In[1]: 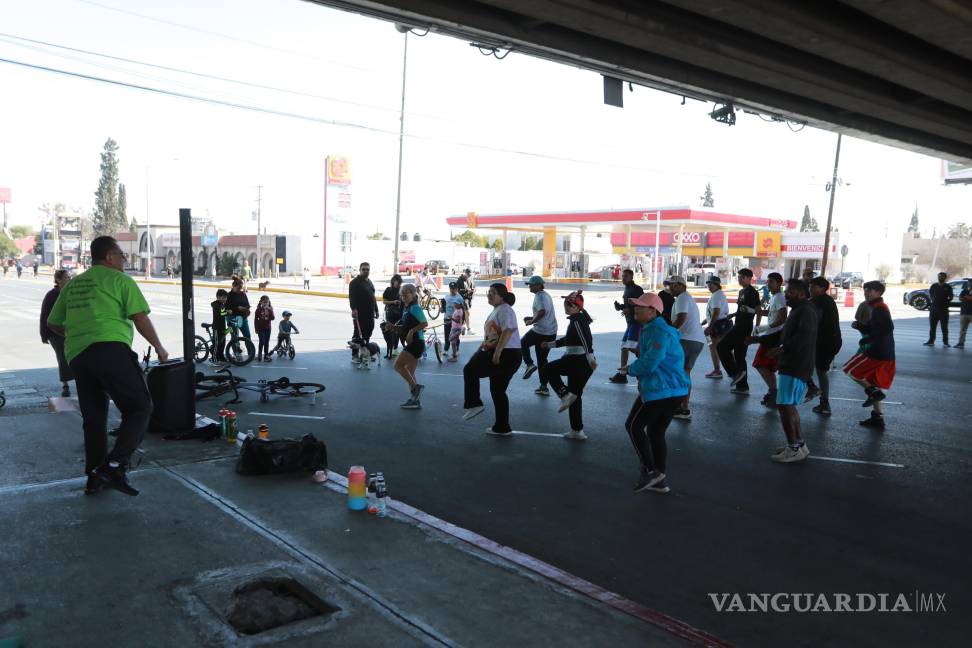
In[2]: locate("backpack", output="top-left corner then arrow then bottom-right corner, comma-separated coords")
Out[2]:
236,434 -> 327,476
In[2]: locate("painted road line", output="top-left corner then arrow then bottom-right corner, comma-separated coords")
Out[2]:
247,412 -> 326,420
831,397 -> 902,405
238,366 -> 309,371
510,430 -> 566,438
809,456 -> 905,468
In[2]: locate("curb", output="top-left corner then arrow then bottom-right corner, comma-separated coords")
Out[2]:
135,278 -> 348,299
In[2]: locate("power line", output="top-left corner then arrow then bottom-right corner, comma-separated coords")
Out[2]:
0,55 -> 828,187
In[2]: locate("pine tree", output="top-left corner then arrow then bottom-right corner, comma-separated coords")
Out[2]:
700,182 -> 715,208
118,183 -> 128,234
907,205 -> 920,237
800,205 -> 819,232
93,138 -> 121,235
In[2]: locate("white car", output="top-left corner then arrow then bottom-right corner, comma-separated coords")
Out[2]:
686,263 -> 716,278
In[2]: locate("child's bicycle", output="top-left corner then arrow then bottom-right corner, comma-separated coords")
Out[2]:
274,333 -> 298,360
423,324 -> 444,364
419,288 -> 441,320
194,322 -> 255,366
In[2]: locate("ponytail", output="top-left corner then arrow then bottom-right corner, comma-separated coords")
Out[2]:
490,282 -> 516,306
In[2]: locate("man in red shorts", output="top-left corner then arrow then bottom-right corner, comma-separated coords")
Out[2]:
843,281 -> 896,430
747,272 -> 787,407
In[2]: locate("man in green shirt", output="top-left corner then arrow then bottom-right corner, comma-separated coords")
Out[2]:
47,236 -> 169,496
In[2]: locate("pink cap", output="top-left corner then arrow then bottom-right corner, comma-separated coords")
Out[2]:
629,292 -> 664,312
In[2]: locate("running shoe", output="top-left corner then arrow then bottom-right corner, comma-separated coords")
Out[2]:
411,383 -> 426,400
644,480 -> 670,494
634,470 -> 667,493
760,392 -> 777,407
730,370 -> 747,386
535,386 -> 550,396
609,372 -> 628,384
771,446 -> 808,463
704,371 -> 724,379
485,427 -> 512,437
93,464 -> 139,496
954,344 -> 965,349
84,474 -> 103,495
563,429 -> 588,441
803,384 -> 820,403
462,405 -> 485,420
730,385 -> 749,394
447,356 -> 458,362
923,340 -> 934,346
558,392 -> 578,413
522,364 -> 538,380
812,402 -> 832,416
943,342 -> 951,348
672,409 -> 692,420
862,388 -> 886,407
400,398 -> 421,409
859,413 -> 886,429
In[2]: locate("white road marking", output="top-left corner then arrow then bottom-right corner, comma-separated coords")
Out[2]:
247,412 -> 326,420
830,397 -> 902,405
510,430 -> 565,438
237,365 -> 309,371
809,456 -> 904,468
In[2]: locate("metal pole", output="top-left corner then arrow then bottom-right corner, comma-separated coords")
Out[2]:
821,132 -> 842,276
144,165 -> 151,278
653,211 -> 661,289
255,185 -> 263,278
392,31 -> 409,274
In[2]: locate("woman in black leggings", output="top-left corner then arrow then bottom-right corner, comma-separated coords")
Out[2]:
541,291 -> 596,441
381,274 -> 404,358
624,292 -> 690,495
462,283 -> 522,436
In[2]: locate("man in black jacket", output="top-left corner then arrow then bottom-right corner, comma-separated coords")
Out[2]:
924,272 -> 954,347
769,279 -> 818,463
348,262 -> 379,362
807,277 -> 842,414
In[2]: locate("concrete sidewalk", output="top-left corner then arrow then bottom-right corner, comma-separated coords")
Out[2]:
0,411 -> 719,647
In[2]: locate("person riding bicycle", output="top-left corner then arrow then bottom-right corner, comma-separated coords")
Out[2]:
210,289 -> 229,362
271,311 -> 300,356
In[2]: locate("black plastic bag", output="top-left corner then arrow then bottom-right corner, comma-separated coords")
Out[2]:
236,433 -> 327,476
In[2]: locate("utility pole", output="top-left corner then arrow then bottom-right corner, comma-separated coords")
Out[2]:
144,164 -> 152,278
820,132 -> 842,276
255,185 -> 263,278
392,31 -> 408,273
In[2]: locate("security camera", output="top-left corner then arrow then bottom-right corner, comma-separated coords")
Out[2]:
394,23 -> 410,33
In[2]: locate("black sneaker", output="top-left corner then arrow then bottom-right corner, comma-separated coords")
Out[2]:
859,414 -> 886,430
803,384 -> 820,403
923,340 -> 934,346
760,392 -> 777,407
84,474 -> 103,495
812,401 -> 832,416
672,409 -> 691,420
862,388 -> 886,408
943,342 -> 951,348
633,470 -> 666,493
730,385 -> 749,395
730,370 -> 747,386
522,364 -> 538,380
609,372 -> 628,384
485,427 -> 512,437
94,464 -> 139,496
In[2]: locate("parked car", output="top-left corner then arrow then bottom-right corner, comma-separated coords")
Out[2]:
588,264 -> 619,280
831,271 -> 864,289
904,278 -> 970,311
686,262 -> 717,278
397,262 -> 425,274
426,259 -> 450,274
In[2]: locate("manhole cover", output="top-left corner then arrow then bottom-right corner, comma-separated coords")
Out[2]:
225,577 -> 340,636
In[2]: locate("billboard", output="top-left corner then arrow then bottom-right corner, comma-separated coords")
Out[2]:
327,156 -> 351,187
755,232 -> 781,258
0,188 -> 10,203
942,160 -> 972,185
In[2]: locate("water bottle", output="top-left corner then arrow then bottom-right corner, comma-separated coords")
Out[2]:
347,466 -> 367,511
376,478 -> 388,518
366,474 -> 378,515
219,409 -> 228,439
226,411 -> 237,443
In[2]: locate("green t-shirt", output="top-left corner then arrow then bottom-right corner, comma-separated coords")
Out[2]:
47,265 -> 151,362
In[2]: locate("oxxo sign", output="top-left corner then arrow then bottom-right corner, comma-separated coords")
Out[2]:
672,231 -> 703,246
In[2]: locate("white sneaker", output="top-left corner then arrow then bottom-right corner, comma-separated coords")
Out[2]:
563,429 -> 587,441
462,405 -> 485,421
557,392 -> 578,413
771,445 -> 808,463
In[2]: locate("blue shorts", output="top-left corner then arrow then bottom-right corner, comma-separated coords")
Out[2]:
776,374 -> 807,406
622,322 -> 642,349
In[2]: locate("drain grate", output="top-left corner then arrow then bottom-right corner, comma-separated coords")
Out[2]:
225,577 -> 340,636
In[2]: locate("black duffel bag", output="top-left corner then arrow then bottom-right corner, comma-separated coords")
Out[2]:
236,433 -> 327,476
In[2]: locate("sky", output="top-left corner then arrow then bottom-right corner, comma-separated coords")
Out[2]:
1,0 -> 970,250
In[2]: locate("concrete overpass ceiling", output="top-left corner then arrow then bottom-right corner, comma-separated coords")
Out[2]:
304,0 -> 972,163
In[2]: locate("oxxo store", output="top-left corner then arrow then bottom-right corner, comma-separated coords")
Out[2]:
447,207 -> 797,287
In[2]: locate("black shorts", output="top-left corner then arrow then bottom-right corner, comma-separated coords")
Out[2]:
404,339 -> 426,358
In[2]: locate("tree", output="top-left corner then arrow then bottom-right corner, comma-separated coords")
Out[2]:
519,235 -> 538,251
453,229 -> 488,247
874,263 -> 892,281
700,182 -> 715,208
799,205 -> 819,232
937,245 -> 971,277
8,225 -> 33,239
907,206 -> 920,237
118,183 -> 128,234
492,239 -> 504,250
366,231 -> 384,240
217,252 -> 237,277
92,138 -> 122,236
946,222 -> 971,239
0,232 -> 18,258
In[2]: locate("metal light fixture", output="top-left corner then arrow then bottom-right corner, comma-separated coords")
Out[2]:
709,103 -> 736,126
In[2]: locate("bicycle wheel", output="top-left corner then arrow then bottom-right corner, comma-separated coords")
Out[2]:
288,347 -> 295,359
275,382 -> 325,397
426,296 -> 440,320
193,335 -> 210,363
225,336 -> 256,366
433,339 -> 443,363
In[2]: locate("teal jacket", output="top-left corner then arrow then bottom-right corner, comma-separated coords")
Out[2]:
627,316 -> 690,402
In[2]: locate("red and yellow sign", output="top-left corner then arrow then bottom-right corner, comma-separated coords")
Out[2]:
466,211 -> 478,228
327,156 -> 351,186
756,232 -> 781,258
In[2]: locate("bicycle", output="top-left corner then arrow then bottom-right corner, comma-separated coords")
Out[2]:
423,324 -> 444,364
273,332 -> 297,360
195,368 -> 324,405
419,288 -> 441,320
194,322 -> 255,366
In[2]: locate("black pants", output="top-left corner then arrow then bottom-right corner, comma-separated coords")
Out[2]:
625,396 -> 681,473
544,355 -> 594,431
463,348 -> 522,433
213,328 -> 226,361
69,342 -> 153,474
717,324 -> 751,389
521,330 -> 557,385
303,280 -> 310,289
444,320 -> 453,351
928,309 -> 949,343
352,316 -> 375,357
257,329 -> 271,357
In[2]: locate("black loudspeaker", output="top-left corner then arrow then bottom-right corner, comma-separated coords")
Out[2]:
146,358 -> 195,434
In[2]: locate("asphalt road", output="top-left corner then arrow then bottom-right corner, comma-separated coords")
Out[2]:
3,273 -> 969,646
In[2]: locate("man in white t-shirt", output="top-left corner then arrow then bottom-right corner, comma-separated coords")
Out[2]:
702,276 -> 730,378
520,276 -> 558,395
746,272 -> 787,407
668,276 -> 705,420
